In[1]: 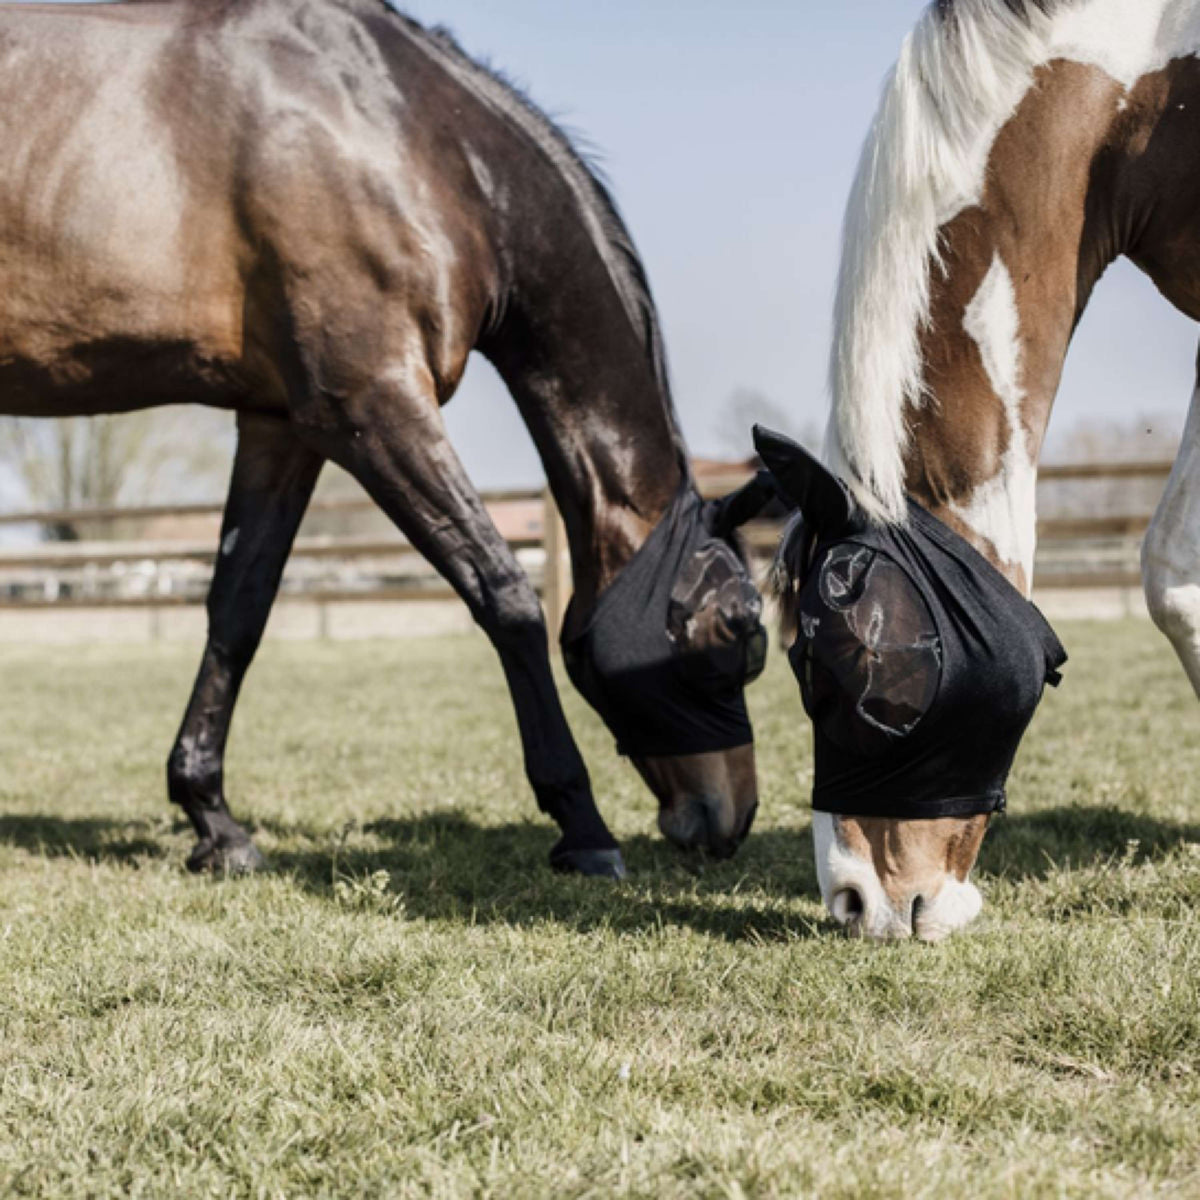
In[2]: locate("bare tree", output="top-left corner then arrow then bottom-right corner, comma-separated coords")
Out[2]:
1043,410 -> 1182,465
0,409 -> 234,539
1041,410 -> 1183,519
712,387 -> 823,460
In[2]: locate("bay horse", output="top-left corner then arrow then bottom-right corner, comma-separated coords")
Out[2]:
775,0 -> 1200,939
0,0 -> 768,878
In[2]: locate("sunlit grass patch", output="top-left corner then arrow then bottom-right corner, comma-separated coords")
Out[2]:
2,621 -> 1199,1196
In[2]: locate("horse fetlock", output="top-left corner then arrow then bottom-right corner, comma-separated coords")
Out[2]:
167,751 -> 224,813
537,783 -> 617,851
480,583 -> 547,651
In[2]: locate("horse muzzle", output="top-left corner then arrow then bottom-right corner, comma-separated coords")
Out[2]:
813,812 -> 986,941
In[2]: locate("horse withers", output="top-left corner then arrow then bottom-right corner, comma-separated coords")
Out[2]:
777,0 -> 1200,938
0,0 -> 767,876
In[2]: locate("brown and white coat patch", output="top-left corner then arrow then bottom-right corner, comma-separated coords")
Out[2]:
814,0 -> 1200,939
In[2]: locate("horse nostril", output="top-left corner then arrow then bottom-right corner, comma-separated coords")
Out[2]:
910,894 -> 926,930
831,887 -> 864,925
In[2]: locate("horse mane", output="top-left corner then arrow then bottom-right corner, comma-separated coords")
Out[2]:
936,0 -> 1061,17
827,0 -> 1062,524
372,4 -> 676,424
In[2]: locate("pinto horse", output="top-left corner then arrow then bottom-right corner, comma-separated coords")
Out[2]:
773,0 -> 1200,939
0,0 -> 768,877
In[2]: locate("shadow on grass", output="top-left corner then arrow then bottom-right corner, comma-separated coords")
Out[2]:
254,803 -> 1200,936
4,804 -> 1198,939
978,806 -> 1200,880
0,809 -> 822,942
267,814 -> 827,943
0,814 -> 169,863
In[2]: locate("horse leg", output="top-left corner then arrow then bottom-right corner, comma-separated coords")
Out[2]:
313,389 -> 624,879
1143,355 -> 1200,693
168,413 -> 324,873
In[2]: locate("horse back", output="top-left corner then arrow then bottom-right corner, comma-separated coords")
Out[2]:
0,0 -> 502,417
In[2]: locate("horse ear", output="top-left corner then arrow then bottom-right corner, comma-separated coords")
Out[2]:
752,425 -> 857,535
709,470 -> 777,539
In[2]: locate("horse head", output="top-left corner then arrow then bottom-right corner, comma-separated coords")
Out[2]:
563,476 -> 772,859
757,426 -> 1063,940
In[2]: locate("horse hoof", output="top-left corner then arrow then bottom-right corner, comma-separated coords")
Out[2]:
187,836 -> 266,876
550,845 -> 628,880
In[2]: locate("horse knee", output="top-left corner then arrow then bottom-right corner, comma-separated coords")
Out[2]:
1143,532 -> 1200,639
1143,542 -> 1200,693
206,602 -> 265,669
477,580 -> 548,652
1146,575 -> 1200,645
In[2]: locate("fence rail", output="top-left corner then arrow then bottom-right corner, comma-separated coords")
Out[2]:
1037,460 -> 1172,482
0,533 -> 547,571
0,461 -> 1171,637
0,488 -> 546,529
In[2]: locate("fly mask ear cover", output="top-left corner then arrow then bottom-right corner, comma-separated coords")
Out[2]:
561,480 -> 770,758
753,426 -> 1067,819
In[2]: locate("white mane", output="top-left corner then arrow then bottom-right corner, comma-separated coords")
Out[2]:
827,0 -> 1194,523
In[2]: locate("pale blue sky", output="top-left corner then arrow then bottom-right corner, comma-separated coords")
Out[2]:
397,0 -> 1197,483
19,1 -> 1200,487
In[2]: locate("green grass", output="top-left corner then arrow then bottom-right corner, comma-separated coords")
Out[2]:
2,620 -> 1200,1198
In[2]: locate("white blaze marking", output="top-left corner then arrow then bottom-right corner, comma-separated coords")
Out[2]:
954,253 -> 1038,588
222,528 -> 240,557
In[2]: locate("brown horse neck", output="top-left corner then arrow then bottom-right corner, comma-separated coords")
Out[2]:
902,51 -> 1200,589
1115,59 -> 1200,323
901,58 -> 1148,588
485,285 -> 686,621
466,143 -> 687,617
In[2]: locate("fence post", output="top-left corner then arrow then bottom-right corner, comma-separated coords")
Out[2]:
541,487 -> 571,647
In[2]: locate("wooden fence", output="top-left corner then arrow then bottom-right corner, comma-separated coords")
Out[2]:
0,460 -> 1174,638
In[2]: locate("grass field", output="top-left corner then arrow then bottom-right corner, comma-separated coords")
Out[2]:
3,620 -> 1200,1197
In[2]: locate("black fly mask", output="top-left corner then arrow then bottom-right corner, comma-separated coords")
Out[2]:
755,426 -> 1066,820
562,480 -> 770,758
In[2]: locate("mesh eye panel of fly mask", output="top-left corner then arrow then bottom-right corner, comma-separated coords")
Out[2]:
561,477 -> 772,759
754,426 -> 1067,820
